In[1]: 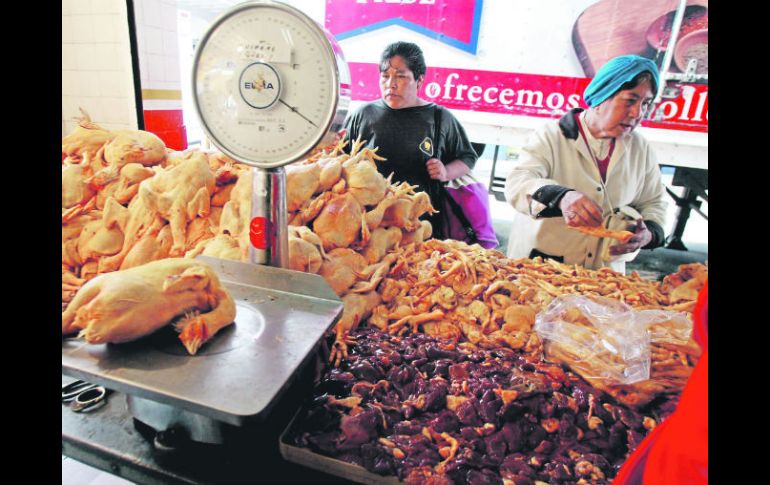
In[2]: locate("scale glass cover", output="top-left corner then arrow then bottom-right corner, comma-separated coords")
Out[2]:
192,0 -> 350,168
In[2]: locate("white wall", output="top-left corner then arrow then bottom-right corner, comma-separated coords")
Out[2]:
61,0 -> 138,136
133,0 -> 183,111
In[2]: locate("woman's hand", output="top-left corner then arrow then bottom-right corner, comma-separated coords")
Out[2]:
426,158 -> 448,181
559,191 -> 603,227
609,219 -> 652,255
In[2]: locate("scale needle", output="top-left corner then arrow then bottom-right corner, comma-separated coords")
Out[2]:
278,99 -> 317,127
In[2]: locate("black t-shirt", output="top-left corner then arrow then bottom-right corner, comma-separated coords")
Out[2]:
342,99 -> 477,195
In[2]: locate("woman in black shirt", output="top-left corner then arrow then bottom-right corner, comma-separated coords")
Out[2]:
343,41 -> 478,239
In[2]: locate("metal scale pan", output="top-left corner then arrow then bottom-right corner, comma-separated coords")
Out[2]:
61,256 -> 342,442
63,0 -> 351,448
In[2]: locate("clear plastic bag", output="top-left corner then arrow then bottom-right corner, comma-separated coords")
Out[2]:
534,295 -> 692,386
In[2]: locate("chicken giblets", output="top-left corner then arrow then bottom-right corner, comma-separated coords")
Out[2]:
62,258 -> 236,355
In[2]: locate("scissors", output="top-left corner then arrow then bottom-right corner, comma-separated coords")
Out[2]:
61,380 -> 110,413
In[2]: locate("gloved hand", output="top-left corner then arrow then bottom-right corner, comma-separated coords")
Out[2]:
609,218 -> 652,255
426,158 -> 448,182
559,190 -> 603,227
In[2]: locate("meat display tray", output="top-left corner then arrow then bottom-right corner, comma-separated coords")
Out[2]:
279,409 -> 403,485
61,256 -> 343,427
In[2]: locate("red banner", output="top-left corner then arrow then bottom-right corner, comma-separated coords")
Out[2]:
349,62 -> 708,133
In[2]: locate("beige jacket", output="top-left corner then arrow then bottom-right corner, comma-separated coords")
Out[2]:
504,111 -> 667,273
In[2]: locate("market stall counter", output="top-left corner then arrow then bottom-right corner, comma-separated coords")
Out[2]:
61,376 -> 351,484
61,256 -> 347,484
62,117 -> 707,484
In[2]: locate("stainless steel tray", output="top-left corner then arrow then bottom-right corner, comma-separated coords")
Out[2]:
279,409 -> 403,485
62,256 -> 342,427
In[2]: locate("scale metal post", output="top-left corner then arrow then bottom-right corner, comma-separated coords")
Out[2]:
192,0 -> 350,267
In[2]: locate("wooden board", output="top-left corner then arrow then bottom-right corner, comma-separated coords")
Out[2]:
573,0 -> 708,77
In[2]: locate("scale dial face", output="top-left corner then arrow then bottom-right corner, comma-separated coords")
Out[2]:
193,2 -> 346,168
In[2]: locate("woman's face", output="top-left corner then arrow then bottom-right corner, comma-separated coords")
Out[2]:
379,55 -> 423,109
590,78 -> 654,138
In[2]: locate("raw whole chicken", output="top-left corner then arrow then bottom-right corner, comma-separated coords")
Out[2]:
381,189 -> 435,232
319,248 -> 367,296
400,220 -> 433,246
313,193 -> 363,251
185,216 -> 217,253
362,190 -> 399,231
61,109 -> 116,161
288,236 -> 323,274
104,129 -> 167,168
93,162 -> 155,210
63,212 -> 100,269
185,234 -> 242,261
98,195 -> 166,272
288,225 -> 327,274
285,157 -> 344,213
330,291 -> 382,366
118,225 -> 173,271
84,130 -> 166,190
289,225 -> 327,258
342,154 -> 388,207
316,156 -> 343,191
62,258 -> 236,355
62,163 -> 95,209
76,201 -> 127,263
138,151 -> 215,256
205,151 -> 239,174
360,226 -> 402,264
286,162 -> 321,212
218,169 -> 253,261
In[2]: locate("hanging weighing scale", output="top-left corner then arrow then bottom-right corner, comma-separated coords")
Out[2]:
192,0 -> 350,266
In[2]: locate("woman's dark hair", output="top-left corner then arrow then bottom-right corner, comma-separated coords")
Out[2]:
616,71 -> 657,97
379,41 -> 426,79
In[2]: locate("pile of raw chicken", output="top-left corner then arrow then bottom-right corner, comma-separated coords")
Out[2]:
61,112 -> 706,397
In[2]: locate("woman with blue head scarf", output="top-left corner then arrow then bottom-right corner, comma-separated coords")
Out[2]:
504,55 -> 668,273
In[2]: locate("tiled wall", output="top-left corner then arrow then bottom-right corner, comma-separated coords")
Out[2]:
134,0 -> 187,149
133,0 -> 182,100
61,0 -> 138,137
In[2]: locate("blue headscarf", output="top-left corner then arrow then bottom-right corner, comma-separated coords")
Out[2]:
583,55 -> 660,107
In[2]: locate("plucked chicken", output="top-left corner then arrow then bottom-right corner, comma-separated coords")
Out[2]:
61,109 -> 117,162
218,168 -> 252,261
185,234 -> 243,262
138,151 -> 215,256
103,129 -> 167,168
118,224 -> 173,271
286,162 -> 322,212
359,226 -> 402,264
341,149 -> 388,207
92,162 -> 155,210
98,195 -> 166,272
288,225 -> 327,273
288,236 -> 323,274
318,248 -> 368,296
62,163 -> 95,209
313,193 -> 364,251
76,200 -> 127,263
62,258 -> 236,355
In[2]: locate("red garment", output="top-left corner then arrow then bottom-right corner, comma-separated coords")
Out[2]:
614,282 -> 708,485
